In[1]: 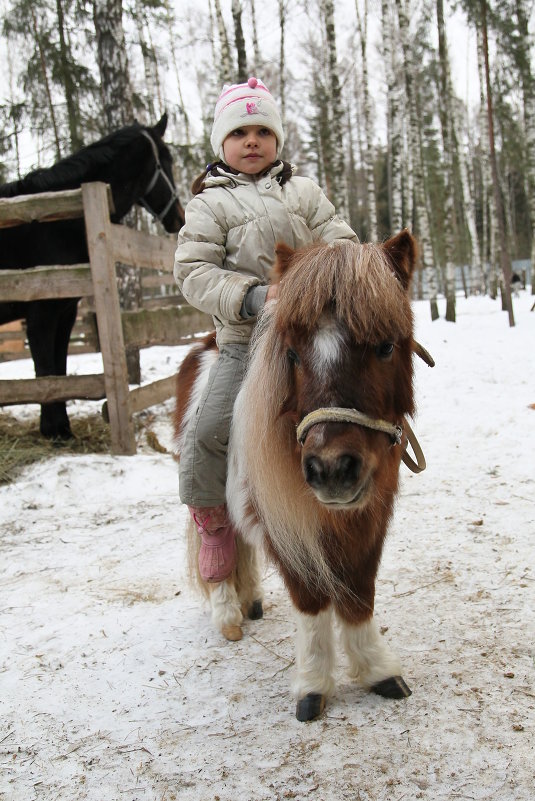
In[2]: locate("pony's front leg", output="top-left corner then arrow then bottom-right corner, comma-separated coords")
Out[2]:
293,607 -> 335,721
339,615 -> 411,699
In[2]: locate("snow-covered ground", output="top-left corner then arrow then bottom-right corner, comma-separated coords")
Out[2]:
1,292 -> 534,801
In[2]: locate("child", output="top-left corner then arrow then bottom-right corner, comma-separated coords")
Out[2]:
174,77 -> 359,583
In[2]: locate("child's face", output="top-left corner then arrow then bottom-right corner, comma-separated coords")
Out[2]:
223,125 -> 277,174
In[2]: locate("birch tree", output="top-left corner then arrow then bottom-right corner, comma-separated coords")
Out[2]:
381,0 -> 404,233
436,0 -> 457,321
232,0 -> 247,83
213,0 -> 233,84
249,0 -> 262,74
395,0 -> 439,319
480,0 -> 515,325
321,0 -> 348,218
510,0 -> 535,289
93,0 -> 134,130
354,0 -> 377,241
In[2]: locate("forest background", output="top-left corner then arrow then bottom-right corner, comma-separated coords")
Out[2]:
0,0 -> 534,324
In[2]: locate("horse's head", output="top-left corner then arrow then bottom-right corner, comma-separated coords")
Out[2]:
271,231 -> 417,511
136,114 -> 185,233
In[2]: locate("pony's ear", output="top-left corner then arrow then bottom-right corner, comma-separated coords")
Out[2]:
383,229 -> 417,290
153,112 -> 168,137
273,242 -> 295,281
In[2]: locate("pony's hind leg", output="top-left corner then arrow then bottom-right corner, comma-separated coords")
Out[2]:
185,514 -> 243,641
293,607 -> 335,721
235,538 -> 264,621
339,615 -> 412,699
208,579 -> 243,641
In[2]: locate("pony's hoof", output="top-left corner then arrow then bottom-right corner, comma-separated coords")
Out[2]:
221,624 -> 243,642
371,676 -> 412,699
248,599 -> 264,620
296,693 -> 325,722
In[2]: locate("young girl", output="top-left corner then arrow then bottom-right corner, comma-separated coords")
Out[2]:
174,77 -> 359,583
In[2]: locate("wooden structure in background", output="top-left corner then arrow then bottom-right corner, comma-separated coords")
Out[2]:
0,183 -> 211,454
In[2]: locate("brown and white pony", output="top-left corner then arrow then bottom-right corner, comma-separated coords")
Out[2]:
174,230 -> 428,721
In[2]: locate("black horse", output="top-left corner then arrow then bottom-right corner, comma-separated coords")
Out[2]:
0,114 -> 184,439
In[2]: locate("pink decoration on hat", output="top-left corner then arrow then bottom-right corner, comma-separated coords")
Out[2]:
246,102 -> 257,114
248,77 -> 258,89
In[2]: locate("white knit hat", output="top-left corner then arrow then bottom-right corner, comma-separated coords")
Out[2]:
210,76 -> 285,161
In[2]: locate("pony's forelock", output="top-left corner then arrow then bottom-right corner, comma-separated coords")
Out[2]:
275,240 -> 413,343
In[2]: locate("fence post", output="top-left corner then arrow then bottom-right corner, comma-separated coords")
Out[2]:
82,182 -> 136,455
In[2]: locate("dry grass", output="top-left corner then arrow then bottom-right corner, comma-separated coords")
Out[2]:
0,410 -> 170,485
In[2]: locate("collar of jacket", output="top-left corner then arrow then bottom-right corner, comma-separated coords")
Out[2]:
204,161 -> 295,189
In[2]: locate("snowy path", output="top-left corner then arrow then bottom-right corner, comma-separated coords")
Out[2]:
1,294 -> 534,800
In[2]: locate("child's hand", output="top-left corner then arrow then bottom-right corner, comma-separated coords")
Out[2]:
266,284 -> 279,302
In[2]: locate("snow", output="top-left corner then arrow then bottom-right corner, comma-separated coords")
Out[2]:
1,292 -> 534,801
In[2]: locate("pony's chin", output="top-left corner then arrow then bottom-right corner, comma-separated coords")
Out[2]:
312,477 -> 372,511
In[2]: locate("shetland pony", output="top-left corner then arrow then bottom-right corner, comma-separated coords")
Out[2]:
174,230 -> 426,721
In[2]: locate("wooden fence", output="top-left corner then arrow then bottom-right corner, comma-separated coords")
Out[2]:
0,182 -> 211,454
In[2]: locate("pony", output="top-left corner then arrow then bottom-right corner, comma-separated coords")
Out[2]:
174,230 -> 429,721
0,114 -> 184,439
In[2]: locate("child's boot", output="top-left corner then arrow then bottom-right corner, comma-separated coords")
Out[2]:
189,504 -> 237,583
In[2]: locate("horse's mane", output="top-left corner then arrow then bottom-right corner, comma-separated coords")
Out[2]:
0,123 -> 147,197
275,239 -> 413,343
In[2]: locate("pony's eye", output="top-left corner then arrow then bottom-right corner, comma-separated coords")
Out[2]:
376,342 -> 394,360
287,348 -> 300,366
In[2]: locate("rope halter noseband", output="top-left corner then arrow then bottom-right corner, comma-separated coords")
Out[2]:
296,408 -> 426,474
138,129 -> 181,224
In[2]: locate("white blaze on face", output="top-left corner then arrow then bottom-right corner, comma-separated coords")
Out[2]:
312,317 -> 344,378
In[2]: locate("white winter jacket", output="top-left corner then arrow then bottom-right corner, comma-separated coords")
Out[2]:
174,162 -> 359,345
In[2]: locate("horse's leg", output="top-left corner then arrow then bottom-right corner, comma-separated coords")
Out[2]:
338,615 -> 411,699
185,515 -> 244,641
26,299 -> 76,439
293,606 -> 335,721
208,578 -> 243,641
235,538 -> 264,621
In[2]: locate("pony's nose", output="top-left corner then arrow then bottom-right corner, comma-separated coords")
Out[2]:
304,453 -> 362,491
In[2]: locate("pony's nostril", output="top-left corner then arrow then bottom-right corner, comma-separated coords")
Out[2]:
337,454 -> 361,486
304,455 -> 325,488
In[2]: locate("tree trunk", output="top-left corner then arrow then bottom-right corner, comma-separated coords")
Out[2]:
355,0 -> 377,241
514,0 -> 535,292
29,5 -> 62,160
213,0 -> 233,84
481,0 -> 514,326
249,0 -> 262,74
134,0 -> 163,121
93,0 -> 134,130
395,0 -> 438,319
279,0 -> 287,126
93,0 -> 140,379
321,0 -> 348,218
55,0 -> 82,151
381,0 -> 403,233
476,21 -> 496,297
436,0 -> 456,322
232,0 -> 248,83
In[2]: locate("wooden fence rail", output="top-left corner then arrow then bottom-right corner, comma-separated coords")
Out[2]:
0,182 -> 211,454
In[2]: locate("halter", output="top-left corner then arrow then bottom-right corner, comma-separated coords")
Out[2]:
295,340 -> 433,475
137,129 -> 181,224
296,409 -> 425,473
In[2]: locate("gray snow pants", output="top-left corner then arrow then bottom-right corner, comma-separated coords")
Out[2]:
178,343 -> 249,508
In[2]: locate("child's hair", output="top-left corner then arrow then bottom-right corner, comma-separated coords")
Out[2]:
191,160 -> 293,196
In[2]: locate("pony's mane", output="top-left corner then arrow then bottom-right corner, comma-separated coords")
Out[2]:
275,240 -> 413,343
0,123 -> 147,197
